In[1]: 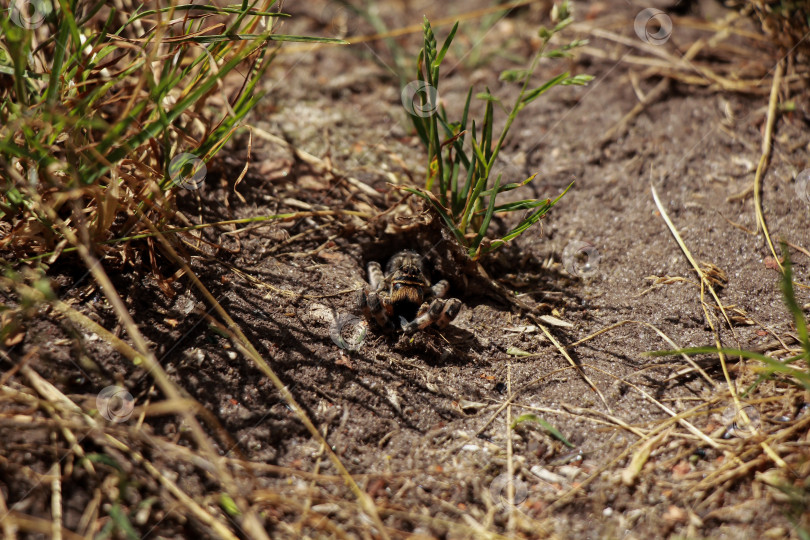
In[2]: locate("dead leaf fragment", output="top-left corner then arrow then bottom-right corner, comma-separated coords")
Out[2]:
764,256 -> 784,270
537,315 -> 573,328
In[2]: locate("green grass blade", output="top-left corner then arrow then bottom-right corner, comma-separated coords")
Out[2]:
469,174 -> 500,254
561,74 -> 595,86
410,49 -> 431,148
0,64 -> 48,81
74,0 -> 108,28
449,160 -> 461,211
470,136 -> 488,173
486,181 -> 573,251
451,86 -> 474,202
457,151 -> 476,218
434,21 -> 459,68
520,72 -> 568,109
85,31 -> 278,183
649,346 -> 810,390
202,45 -> 275,155
511,413 -> 574,448
482,91 -> 494,162
460,84 -> 473,135
458,135 -> 491,234
44,0 -> 83,105
432,110 -> 445,203
108,504 -> 139,540
162,33 -> 346,44
475,91 -> 501,103
58,0 -> 82,54
498,201 -> 551,236
436,115 -> 471,171
44,22 -> 70,105
0,140 -> 38,161
480,198 -> 550,214
1,23 -> 32,105
225,0 -> 280,36
127,4 -> 290,26
499,69 -> 529,82
779,244 -> 809,357
478,173 -> 537,197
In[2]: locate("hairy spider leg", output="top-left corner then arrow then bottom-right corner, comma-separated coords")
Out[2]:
401,297 -> 461,333
367,261 -> 385,291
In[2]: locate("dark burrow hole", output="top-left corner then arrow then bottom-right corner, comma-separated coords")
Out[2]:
351,216 -> 560,309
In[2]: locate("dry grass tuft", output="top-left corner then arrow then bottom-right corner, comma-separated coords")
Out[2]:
744,0 -> 810,58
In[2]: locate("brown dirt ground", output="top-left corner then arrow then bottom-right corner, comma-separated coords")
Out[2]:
2,0 -> 810,538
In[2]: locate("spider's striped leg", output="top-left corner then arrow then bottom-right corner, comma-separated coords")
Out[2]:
358,289 -> 373,321
402,297 -> 461,334
359,290 -> 391,329
435,298 -> 461,329
429,279 -> 450,299
367,261 -> 385,291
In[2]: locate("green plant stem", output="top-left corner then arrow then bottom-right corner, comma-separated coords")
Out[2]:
458,39 -> 548,235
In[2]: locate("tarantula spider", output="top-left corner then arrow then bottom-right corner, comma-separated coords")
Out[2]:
358,250 -> 462,333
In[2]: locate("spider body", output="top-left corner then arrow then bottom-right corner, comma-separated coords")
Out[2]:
358,250 -> 461,333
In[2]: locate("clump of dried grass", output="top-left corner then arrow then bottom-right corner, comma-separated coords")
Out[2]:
745,0 -> 810,58
0,1 -> 341,265
0,1 -> 369,538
